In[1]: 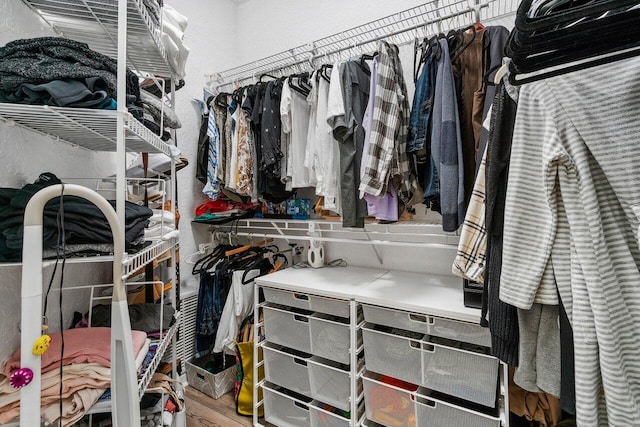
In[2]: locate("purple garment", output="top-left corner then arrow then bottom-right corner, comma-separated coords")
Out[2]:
360,57 -> 399,221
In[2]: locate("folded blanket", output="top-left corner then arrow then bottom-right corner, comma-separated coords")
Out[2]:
0,362 -> 110,426
2,327 -> 147,377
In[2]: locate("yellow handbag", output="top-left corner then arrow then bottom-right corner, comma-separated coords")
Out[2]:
235,322 -> 264,416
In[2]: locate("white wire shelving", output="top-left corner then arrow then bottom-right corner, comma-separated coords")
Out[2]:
207,0 -> 518,90
82,311 -> 181,415
0,235 -> 178,280
21,0 -> 174,77
0,104 -> 172,155
205,218 -> 460,249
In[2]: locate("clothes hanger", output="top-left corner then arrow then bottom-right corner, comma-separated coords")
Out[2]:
225,238 -> 274,257
259,73 -> 278,82
450,25 -> 477,63
514,0 -> 638,33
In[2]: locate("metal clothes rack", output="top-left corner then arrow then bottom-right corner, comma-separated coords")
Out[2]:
207,0 -> 517,91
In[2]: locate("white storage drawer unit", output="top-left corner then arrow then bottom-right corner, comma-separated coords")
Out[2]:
263,305 -> 313,354
363,372 -> 501,427
263,344 -> 311,396
362,325 -> 499,408
263,384 -> 312,427
264,287 -> 351,318
362,304 -> 491,347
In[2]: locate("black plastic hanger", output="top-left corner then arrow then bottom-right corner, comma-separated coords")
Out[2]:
259,73 -> 278,82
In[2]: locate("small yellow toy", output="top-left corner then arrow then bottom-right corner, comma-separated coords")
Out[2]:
32,334 -> 52,356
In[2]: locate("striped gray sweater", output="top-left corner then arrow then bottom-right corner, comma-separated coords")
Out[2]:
499,56 -> 640,426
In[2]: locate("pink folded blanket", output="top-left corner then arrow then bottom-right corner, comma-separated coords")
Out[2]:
3,327 -> 147,376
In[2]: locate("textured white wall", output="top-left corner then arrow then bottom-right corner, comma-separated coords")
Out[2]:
172,0 -> 238,293
232,0 -> 433,67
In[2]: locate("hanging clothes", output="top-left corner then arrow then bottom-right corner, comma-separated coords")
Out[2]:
359,41 -> 420,212
261,79 -> 292,202
499,56 -> 640,427
304,72 -> 320,188
213,269 -> 260,353
324,62 -> 345,215
452,27 -> 487,208
431,38 -> 464,232
281,78 -> 312,188
409,50 -> 440,212
476,26 -> 510,165
330,60 -> 370,228
360,56 -> 398,222
234,93 -> 255,197
202,102 -> 222,199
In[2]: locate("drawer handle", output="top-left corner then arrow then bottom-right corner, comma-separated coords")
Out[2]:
293,358 -> 308,366
196,373 -> 205,380
409,313 -> 434,324
294,401 -> 309,411
423,343 -> 436,353
423,399 -> 437,408
410,340 -> 421,349
293,315 -> 309,323
293,293 -> 309,301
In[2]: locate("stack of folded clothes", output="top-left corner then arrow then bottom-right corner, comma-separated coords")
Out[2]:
0,173 -> 154,262
0,37 -> 142,115
0,327 -> 148,427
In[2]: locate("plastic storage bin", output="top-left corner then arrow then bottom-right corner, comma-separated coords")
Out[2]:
263,344 -> 311,396
309,313 -> 356,365
263,305 -> 312,354
264,287 -> 350,318
308,358 -> 359,412
362,325 -> 498,408
186,353 -> 236,399
362,372 -> 501,427
263,384 -> 311,427
362,304 -> 491,347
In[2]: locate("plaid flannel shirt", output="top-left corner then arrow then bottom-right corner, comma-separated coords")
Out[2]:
360,41 -> 420,206
452,148 -> 487,283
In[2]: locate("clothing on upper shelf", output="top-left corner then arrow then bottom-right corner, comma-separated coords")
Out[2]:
90,303 -> 176,334
159,4 -> 190,79
0,37 -> 141,112
0,173 -> 154,261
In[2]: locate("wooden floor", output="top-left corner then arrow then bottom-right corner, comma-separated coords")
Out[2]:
185,387 -> 254,427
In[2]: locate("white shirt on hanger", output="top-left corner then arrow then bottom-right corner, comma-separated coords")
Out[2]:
305,72 -> 319,187
324,62 -> 345,215
281,78 -> 312,188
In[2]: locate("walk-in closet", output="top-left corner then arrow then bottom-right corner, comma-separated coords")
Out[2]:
0,0 -> 637,426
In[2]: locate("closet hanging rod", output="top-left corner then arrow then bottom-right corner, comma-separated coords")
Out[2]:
310,2 -> 494,60
209,0 -> 511,90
